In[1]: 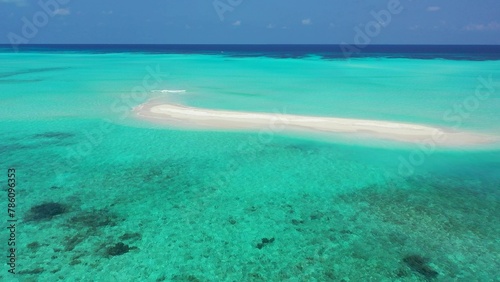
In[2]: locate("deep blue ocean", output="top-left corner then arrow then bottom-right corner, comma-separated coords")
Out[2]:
2,44 -> 500,60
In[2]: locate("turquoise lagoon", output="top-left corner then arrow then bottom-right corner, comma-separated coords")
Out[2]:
0,47 -> 499,281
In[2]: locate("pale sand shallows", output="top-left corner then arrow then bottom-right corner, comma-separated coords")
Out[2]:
134,100 -> 498,147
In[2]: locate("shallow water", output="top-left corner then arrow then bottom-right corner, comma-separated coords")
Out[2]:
0,47 -> 499,281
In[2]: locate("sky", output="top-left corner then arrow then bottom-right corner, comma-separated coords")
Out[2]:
1,0 -> 500,45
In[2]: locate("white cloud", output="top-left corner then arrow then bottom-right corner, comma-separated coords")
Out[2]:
464,21 -> 500,31
0,0 -> 27,6
427,6 -> 441,12
266,23 -> 275,29
301,18 -> 312,25
53,8 -> 70,16
232,20 -> 241,26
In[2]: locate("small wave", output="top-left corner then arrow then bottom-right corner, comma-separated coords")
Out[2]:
152,89 -> 186,93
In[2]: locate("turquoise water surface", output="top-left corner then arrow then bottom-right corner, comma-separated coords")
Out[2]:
1,49 -> 499,281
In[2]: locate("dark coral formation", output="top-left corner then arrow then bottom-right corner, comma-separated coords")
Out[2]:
33,132 -> 75,139
25,202 -> 67,221
27,242 -> 41,250
106,242 -> 130,256
67,209 -> 119,230
119,232 -> 142,241
61,209 -> 123,252
18,268 -> 44,275
256,237 -> 275,249
171,274 -> 201,281
403,255 -> 438,279
64,234 -> 86,251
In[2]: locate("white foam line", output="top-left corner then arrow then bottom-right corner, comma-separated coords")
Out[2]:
152,90 -> 186,93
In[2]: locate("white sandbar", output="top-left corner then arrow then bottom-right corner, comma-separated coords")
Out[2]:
134,100 -> 497,147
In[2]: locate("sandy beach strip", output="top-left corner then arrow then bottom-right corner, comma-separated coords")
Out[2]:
134,100 -> 497,147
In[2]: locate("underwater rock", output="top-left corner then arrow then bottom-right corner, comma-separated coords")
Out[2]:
25,202 -> 67,221
403,255 -> 438,279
